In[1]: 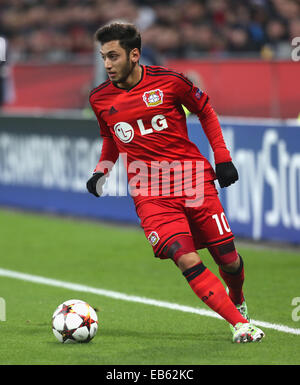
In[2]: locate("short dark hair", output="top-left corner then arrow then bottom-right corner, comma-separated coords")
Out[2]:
95,22 -> 141,55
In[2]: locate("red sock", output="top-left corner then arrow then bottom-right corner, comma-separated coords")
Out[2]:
183,262 -> 248,326
219,255 -> 245,305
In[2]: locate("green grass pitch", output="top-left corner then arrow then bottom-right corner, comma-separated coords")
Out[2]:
0,208 -> 300,365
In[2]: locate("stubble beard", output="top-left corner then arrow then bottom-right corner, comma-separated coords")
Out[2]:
112,57 -> 136,86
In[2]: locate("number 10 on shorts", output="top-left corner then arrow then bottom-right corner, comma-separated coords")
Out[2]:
212,212 -> 231,235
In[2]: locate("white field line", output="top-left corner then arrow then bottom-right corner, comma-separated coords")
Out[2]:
1,267 -> 300,336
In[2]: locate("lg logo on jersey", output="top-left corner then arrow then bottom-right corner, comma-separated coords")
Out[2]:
114,114 -> 168,143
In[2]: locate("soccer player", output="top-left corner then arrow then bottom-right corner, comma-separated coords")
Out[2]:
87,22 -> 265,343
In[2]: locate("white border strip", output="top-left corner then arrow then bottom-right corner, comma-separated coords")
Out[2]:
1,267 -> 300,335
0,37 -> 6,62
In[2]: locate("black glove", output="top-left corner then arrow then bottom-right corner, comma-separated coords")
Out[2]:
215,162 -> 238,188
86,172 -> 106,197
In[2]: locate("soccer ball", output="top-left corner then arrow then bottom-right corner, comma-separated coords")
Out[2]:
52,299 -> 98,343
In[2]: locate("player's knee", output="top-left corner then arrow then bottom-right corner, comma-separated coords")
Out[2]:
208,240 -> 240,271
220,254 -> 242,273
176,252 -> 202,272
155,235 -> 197,269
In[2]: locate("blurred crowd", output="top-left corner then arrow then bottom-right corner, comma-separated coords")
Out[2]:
0,0 -> 300,62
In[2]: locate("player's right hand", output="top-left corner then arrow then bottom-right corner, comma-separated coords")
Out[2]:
86,172 -> 106,197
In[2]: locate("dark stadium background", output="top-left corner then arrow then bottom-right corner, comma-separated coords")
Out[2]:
0,0 -> 299,117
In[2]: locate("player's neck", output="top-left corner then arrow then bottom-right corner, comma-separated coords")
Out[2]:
116,64 -> 142,90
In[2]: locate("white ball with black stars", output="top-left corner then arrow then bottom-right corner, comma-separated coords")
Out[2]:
52,299 -> 98,343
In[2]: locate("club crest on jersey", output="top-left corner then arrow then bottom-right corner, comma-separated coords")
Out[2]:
148,231 -> 160,246
143,89 -> 164,107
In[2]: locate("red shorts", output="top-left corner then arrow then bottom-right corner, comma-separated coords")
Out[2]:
135,181 -> 234,260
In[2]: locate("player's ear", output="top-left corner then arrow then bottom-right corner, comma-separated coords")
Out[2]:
130,48 -> 140,64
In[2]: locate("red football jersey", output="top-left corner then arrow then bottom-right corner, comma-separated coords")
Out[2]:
89,65 -> 229,203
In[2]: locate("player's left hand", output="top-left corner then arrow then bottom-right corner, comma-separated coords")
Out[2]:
215,161 -> 238,188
